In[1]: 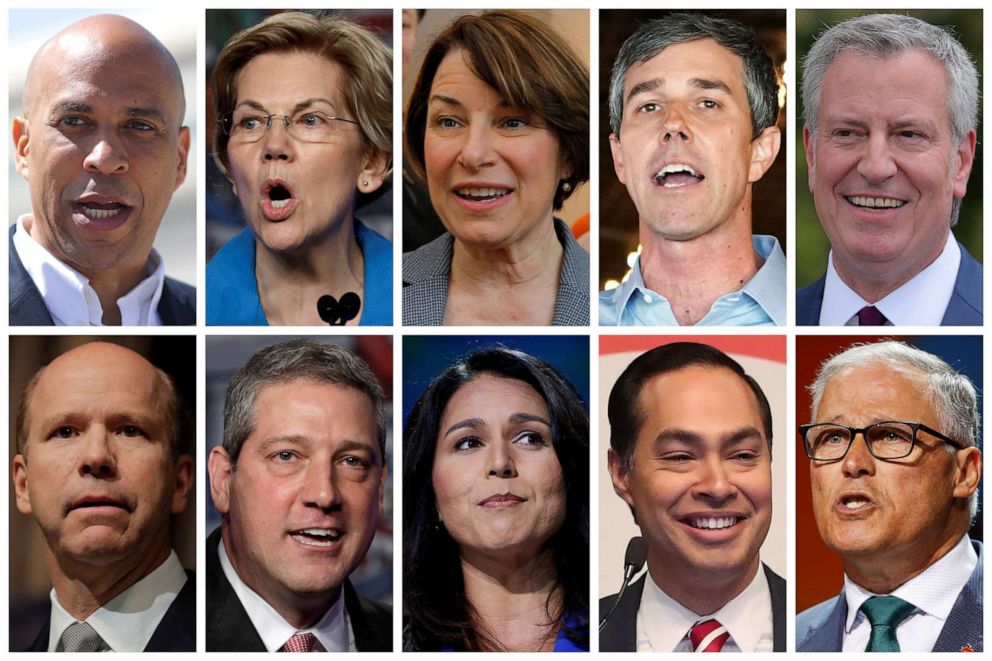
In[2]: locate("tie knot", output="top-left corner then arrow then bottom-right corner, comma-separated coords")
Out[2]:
57,621 -> 107,653
690,619 -> 730,652
282,632 -> 317,653
857,305 -> 888,325
860,595 -> 915,628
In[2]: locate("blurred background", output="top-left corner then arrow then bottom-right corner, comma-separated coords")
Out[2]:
599,10 -> 786,291
795,9 -> 983,287
205,335 -> 393,604
205,9 -> 393,263
9,9 -> 197,288
9,335 -> 196,651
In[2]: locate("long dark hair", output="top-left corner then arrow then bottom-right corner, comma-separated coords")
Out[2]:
403,347 -> 589,651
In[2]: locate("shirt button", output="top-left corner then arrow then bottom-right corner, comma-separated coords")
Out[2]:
642,294 -> 653,303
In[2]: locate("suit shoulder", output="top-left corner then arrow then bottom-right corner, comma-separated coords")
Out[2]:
796,596 -> 840,640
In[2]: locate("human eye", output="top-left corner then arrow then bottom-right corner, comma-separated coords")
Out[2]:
730,448 -> 761,464
234,113 -> 265,133
432,115 -> 462,130
52,115 -> 91,131
513,430 -> 547,447
125,119 -> 156,133
499,117 -> 529,130
453,435 -> 483,451
341,454 -> 371,469
271,449 -> 300,463
697,99 -> 719,110
637,102 -> 660,114
117,425 -> 147,438
49,426 -> 78,440
296,112 -> 329,129
659,451 -> 693,464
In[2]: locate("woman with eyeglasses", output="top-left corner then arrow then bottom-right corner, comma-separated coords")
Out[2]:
207,12 -> 392,325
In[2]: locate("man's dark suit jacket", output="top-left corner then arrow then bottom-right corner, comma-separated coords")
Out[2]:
206,527 -> 392,651
599,563 -> 786,652
9,225 -> 195,325
796,539 -> 983,652
23,570 -> 195,652
796,241 -> 982,326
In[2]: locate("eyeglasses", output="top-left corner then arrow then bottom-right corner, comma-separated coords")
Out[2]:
221,109 -> 358,144
799,420 -> 964,461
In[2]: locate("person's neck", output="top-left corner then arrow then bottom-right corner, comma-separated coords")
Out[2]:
831,235 -> 947,303
254,219 -> 363,325
459,547 -> 562,651
639,217 -> 760,326
48,541 -> 171,620
648,552 -> 759,616
844,527 -> 967,595
450,217 -> 563,289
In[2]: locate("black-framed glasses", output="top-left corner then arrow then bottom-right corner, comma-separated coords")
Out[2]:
799,420 -> 964,461
220,110 -> 358,144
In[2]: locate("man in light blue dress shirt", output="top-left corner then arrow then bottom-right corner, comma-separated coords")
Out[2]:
600,12 -> 785,326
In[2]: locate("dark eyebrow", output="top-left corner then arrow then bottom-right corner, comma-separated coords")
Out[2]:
258,435 -> 309,452
443,417 -> 484,437
509,412 -> 551,427
48,101 -> 93,118
626,78 -> 661,105
653,426 -> 764,448
234,98 -> 340,114
688,77 -> 733,95
429,93 -> 512,110
126,107 -> 168,123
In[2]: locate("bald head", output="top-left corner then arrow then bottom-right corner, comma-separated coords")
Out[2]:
17,342 -> 186,458
23,14 -> 185,124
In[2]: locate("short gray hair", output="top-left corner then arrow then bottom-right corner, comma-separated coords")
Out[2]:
802,13 -> 979,146
223,339 -> 387,465
608,12 -> 779,138
809,340 -> 979,517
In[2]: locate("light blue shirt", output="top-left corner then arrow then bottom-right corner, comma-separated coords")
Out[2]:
599,235 -> 786,326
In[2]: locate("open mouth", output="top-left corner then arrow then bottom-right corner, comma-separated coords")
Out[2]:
455,187 -> 512,202
839,494 -> 872,511
845,195 -> 907,209
79,202 -> 129,219
654,163 -> 704,188
267,183 -> 293,208
261,180 -> 298,220
290,528 -> 343,547
683,515 -> 744,530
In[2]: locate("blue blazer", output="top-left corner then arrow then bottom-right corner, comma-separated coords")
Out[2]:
796,242 -> 982,326
599,564 -> 786,652
796,539 -> 983,652
9,225 -> 195,326
23,570 -> 195,652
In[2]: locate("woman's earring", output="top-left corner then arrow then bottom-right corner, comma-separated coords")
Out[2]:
561,181 -> 572,193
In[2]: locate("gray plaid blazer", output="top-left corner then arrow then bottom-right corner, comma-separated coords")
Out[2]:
402,218 -> 589,325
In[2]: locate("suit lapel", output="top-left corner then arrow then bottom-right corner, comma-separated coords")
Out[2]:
205,528 -> 267,652
799,593 -> 847,651
934,540 -> 983,652
145,570 -> 195,651
763,564 -> 787,652
599,575 -> 645,651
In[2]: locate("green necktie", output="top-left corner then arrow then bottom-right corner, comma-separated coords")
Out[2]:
860,596 -> 916,652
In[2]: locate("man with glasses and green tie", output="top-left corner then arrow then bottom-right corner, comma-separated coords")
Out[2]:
797,340 -> 982,652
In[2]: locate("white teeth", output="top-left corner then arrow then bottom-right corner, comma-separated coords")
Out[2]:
656,163 -> 699,177
82,206 -> 122,219
690,516 -> 737,530
457,187 -> 510,200
843,498 -> 869,510
292,529 -> 342,547
270,199 -> 290,209
847,196 -> 906,209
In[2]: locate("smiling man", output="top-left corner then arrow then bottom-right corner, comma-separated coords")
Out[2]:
600,13 -> 784,327
12,342 -> 194,651
797,341 -> 982,651
602,342 -> 785,652
206,338 -> 391,652
798,14 -> 981,326
10,14 -> 193,326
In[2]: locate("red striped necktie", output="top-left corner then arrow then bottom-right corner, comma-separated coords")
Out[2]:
690,619 -> 730,652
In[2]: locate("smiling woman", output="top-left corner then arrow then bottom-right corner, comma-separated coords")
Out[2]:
403,347 -> 589,651
403,11 -> 590,326
206,11 -> 392,326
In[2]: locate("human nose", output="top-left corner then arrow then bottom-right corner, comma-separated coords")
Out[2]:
693,457 -> 737,502
486,441 -> 517,478
842,432 -> 877,478
456,125 -> 496,170
262,116 -> 295,162
661,104 -> 690,143
78,429 -> 117,478
856,134 -> 897,183
301,459 -> 341,511
82,135 -> 129,175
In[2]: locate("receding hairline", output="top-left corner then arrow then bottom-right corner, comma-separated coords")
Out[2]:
22,14 -> 185,121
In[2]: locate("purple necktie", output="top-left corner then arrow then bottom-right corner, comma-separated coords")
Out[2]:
857,305 -> 888,325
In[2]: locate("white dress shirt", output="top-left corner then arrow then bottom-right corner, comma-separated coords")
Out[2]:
635,564 -> 774,652
219,537 -> 355,652
842,534 -> 977,652
13,215 -> 165,326
47,551 -> 187,652
820,233 -> 959,326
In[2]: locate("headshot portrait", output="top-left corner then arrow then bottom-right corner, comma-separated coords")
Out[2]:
797,10 -> 983,326
796,336 -> 982,652
402,9 -> 590,326
205,9 -> 393,327
9,336 -> 195,652
403,335 -> 589,650
599,336 -> 786,651
9,9 -> 195,326
205,336 -> 393,652
599,10 -> 786,327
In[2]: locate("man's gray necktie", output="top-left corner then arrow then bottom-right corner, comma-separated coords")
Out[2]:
56,621 -> 109,652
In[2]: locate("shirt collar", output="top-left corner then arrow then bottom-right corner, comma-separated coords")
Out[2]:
821,233 -> 958,326
639,563 -> 770,652
843,534 -> 977,633
13,214 -> 165,325
603,234 -> 785,326
218,536 -> 352,652
48,551 -> 187,652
